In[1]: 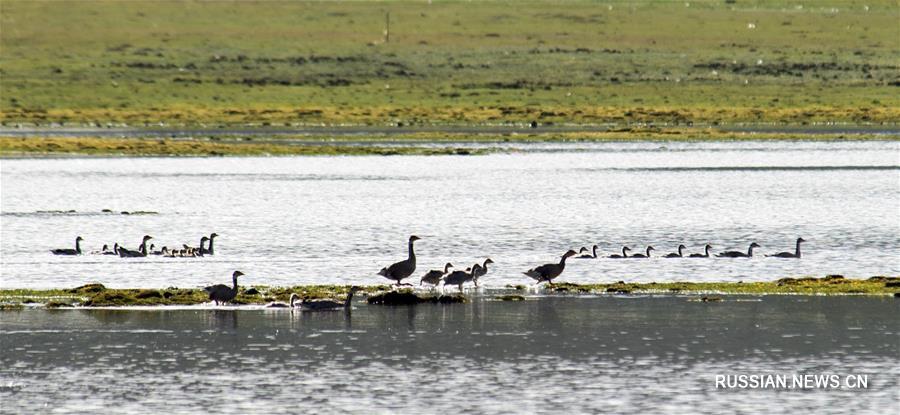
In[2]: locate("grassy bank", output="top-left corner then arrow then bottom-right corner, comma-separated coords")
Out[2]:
2,1 -> 898,127
1,276 -> 897,308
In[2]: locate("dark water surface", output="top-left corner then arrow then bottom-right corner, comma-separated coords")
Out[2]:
1,295 -> 897,414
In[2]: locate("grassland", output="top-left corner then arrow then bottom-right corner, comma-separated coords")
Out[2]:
1,0 -> 898,129
1,276 -> 897,308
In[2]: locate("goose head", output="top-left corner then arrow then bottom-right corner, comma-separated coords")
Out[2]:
233,270 -> 245,278
484,258 -> 494,265
201,236 -> 209,243
677,244 -> 686,250
749,242 -> 761,249
647,246 -> 655,251
623,246 -> 632,252
563,249 -> 578,258
101,244 -> 109,250
578,247 -> 588,253
377,267 -> 388,276
75,236 -> 84,242
409,235 -> 421,242
209,233 -> 219,239
142,235 -> 153,242
797,237 -> 806,243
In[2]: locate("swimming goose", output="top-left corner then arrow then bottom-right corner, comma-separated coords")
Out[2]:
766,237 -> 806,258
576,245 -> 599,259
688,244 -> 712,258
377,235 -> 420,286
300,287 -> 360,311
51,236 -> 83,255
267,293 -> 300,308
629,246 -> 655,258
663,244 -> 687,258
421,263 -> 453,287
523,250 -> 577,286
472,258 -> 494,286
201,233 -> 218,255
204,270 -> 245,305
444,267 -> 475,292
90,244 -> 110,255
608,246 -> 631,259
716,242 -> 761,258
118,235 -> 153,257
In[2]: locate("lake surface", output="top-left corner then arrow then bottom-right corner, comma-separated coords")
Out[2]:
1,140 -> 898,289
1,295 -> 897,414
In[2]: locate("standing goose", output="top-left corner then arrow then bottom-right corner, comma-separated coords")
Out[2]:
608,246 -> 631,259
300,287 -> 360,311
766,237 -> 806,258
688,244 -> 713,258
421,263 -> 453,287
472,258 -> 494,286
267,293 -> 300,308
444,267 -> 475,292
377,235 -> 421,286
51,236 -> 84,255
523,250 -> 578,286
629,246 -> 655,258
576,245 -> 599,259
204,270 -> 245,305
664,245 -> 687,258
716,242 -> 761,258
118,235 -> 153,257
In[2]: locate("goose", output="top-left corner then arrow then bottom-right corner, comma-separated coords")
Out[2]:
421,263 -> 453,287
766,237 -> 806,258
629,246 -> 654,258
444,267 -> 475,292
377,235 -> 420,286
523,250 -> 577,286
576,245 -> 599,259
267,293 -> 299,308
472,258 -> 494,286
663,244 -> 686,258
204,270 -> 245,305
202,233 -> 218,255
300,287 -> 360,311
101,243 -> 120,255
688,244 -> 712,258
51,236 -> 83,255
197,237 -> 209,255
89,244 -> 110,255
716,242 -> 761,258
118,235 -> 153,257
150,245 -> 167,256
608,246 -> 631,259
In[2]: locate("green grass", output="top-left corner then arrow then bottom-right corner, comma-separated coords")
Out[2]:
1,0 -> 898,127
0,276 -> 897,308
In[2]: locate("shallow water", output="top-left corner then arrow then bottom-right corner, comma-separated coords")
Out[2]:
1,296 -> 897,414
1,140 -> 898,289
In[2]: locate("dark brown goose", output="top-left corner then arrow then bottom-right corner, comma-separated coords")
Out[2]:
629,246 -> 655,258
716,242 -> 761,258
766,237 -> 806,258
576,245 -> 599,259
523,250 -> 577,286
118,235 -> 153,257
101,243 -> 120,255
664,245 -> 687,258
608,246 -> 631,259
300,287 -> 360,311
688,244 -> 712,258
444,267 -> 475,292
51,236 -> 83,255
204,270 -> 245,305
472,258 -> 494,286
200,233 -> 218,255
377,235 -> 421,286
421,262 -> 453,287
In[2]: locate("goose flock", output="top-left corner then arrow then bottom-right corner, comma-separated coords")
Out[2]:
51,233 -> 219,258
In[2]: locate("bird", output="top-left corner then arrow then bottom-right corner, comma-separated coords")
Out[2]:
472,258 -> 494,286
766,237 -> 806,258
204,270 -> 245,305
421,263 -> 453,287
688,244 -> 713,258
444,267 -> 475,292
523,250 -> 578,286
89,244 -> 110,255
377,235 -> 420,286
267,293 -> 299,308
201,233 -> 218,255
576,245 -> 599,259
300,287 -> 360,311
150,245 -> 167,256
716,242 -> 761,258
664,244 -> 686,258
118,235 -> 153,257
629,246 -> 655,258
51,236 -> 83,255
608,246 -> 631,258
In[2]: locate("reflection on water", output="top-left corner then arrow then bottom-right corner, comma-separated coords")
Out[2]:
1,296 -> 897,414
1,140 -> 898,289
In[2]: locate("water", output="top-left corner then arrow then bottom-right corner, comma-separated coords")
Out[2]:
1,296 -> 897,414
1,140 -> 899,289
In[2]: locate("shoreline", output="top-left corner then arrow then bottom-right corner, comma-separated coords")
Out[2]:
2,276 -> 897,309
